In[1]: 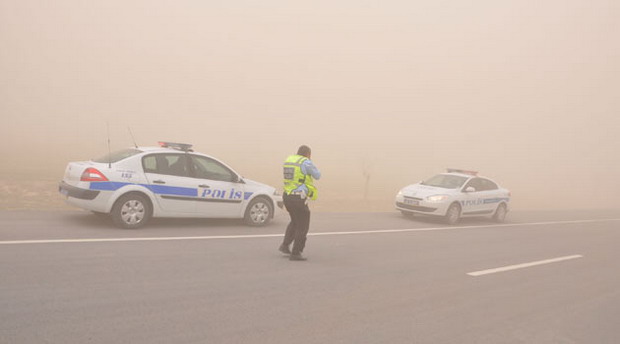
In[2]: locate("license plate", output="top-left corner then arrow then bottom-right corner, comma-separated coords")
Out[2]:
404,199 -> 419,206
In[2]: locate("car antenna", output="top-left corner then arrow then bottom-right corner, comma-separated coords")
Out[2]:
128,127 -> 138,148
106,122 -> 112,169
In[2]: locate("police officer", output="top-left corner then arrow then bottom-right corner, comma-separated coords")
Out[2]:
279,145 -> 321,261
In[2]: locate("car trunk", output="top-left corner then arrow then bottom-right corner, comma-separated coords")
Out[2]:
62,161 -> 111,186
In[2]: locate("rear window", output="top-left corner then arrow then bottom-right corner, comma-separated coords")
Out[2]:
93,149 -> 142,163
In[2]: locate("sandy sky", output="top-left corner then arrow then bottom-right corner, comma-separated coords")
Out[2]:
1,0 -> 619,210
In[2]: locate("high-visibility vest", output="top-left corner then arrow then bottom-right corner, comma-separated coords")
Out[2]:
283,154 -> 317,200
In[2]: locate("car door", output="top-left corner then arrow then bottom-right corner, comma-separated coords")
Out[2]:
189,154 -> 244,218
460,178 -> 486,215
479,178 -> 502,213
142,153 -> 198,214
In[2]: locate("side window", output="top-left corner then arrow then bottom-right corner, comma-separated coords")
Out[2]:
462,179 -> 473,191
142,154 -> 189,177
143,156 -> 157,173
481,179 -> 498,191
190,155 -> 236,182
463,178 -> 483,192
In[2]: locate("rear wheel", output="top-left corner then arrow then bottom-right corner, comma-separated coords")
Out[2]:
111,194 -> 151,229
493,203 -> 507,223
445,203 -> 461,225
244,197 -> 272,226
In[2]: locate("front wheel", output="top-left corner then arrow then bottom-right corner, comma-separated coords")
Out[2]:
244,197 -> 273,226
493,203 -> 508,223
111,194 -> 152,229
445,203 -> 461,225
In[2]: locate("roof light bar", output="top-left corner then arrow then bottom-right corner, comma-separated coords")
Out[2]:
158,141 -> 193,152
447,168 -> 478,176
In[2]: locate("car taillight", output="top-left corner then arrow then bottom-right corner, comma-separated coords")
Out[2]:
81,168 -> 109,182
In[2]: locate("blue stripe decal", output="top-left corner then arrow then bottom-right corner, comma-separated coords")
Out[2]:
483,198 -> 510,204
144,184 -> 197,197
244,192 -> 254,200
89,182 -> 197,197
89,182 -> 132,191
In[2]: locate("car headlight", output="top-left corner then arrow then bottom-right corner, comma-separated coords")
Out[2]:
426,195 -> 449,202
397,190 -> 404,197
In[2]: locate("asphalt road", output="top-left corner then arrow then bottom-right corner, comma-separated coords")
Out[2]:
1,209 -> 620,343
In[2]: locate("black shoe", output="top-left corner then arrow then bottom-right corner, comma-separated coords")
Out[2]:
289,253 -> 307,261
279,245 -> 291,255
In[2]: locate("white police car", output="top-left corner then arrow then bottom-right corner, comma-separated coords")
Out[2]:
59,142 -> 283,229
395,169 -> 510,225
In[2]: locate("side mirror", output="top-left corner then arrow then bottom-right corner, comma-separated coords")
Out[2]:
465,186 -> 476,193
236,176 -> 245,184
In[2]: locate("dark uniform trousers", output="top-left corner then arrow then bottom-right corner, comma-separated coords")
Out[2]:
282,193 -> 311,255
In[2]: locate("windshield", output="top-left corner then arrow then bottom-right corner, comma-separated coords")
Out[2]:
421,174 -> 468,189
93,149 -> 142,163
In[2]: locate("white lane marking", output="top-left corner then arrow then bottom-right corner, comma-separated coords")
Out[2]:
0,218 -> 619,245
467,255 -> 584,276
309,218 -> 620,236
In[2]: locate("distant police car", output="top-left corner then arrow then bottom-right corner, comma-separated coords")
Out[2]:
395,169 -> 510,224
59,142 -> 282,229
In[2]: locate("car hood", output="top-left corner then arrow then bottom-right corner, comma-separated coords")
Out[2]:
400,184 -> 459,198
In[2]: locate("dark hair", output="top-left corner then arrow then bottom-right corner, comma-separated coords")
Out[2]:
297,145 -> 311,157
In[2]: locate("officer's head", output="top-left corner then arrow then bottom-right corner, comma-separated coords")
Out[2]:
297,145 -> 311,158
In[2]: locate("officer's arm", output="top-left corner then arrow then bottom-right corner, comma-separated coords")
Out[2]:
303,160 -> 321,180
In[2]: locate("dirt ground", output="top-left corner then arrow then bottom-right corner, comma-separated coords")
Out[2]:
0,180 -> 73,211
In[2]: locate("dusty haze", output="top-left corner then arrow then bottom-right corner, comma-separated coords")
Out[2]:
1,0 -> 619,211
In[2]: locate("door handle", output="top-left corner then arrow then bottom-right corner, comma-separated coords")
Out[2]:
153,180 -> 166,184
198,184 -> 210,188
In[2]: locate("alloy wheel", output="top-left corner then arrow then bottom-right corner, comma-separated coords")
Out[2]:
250,202 -> 269,224
121,200 -> 145,225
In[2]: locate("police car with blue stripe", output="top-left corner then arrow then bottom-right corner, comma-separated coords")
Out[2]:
59,142 -> 282,228
395,169 -> 511,224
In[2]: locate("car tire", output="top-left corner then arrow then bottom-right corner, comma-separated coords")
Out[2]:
401,210 -> 415,218
111,193 -> 152,229
493,203 -> 508,223
244,197 -> 272,227
445,203 -> 461,225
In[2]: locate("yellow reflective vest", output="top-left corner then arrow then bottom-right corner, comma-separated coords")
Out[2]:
283,154 -> 318,200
